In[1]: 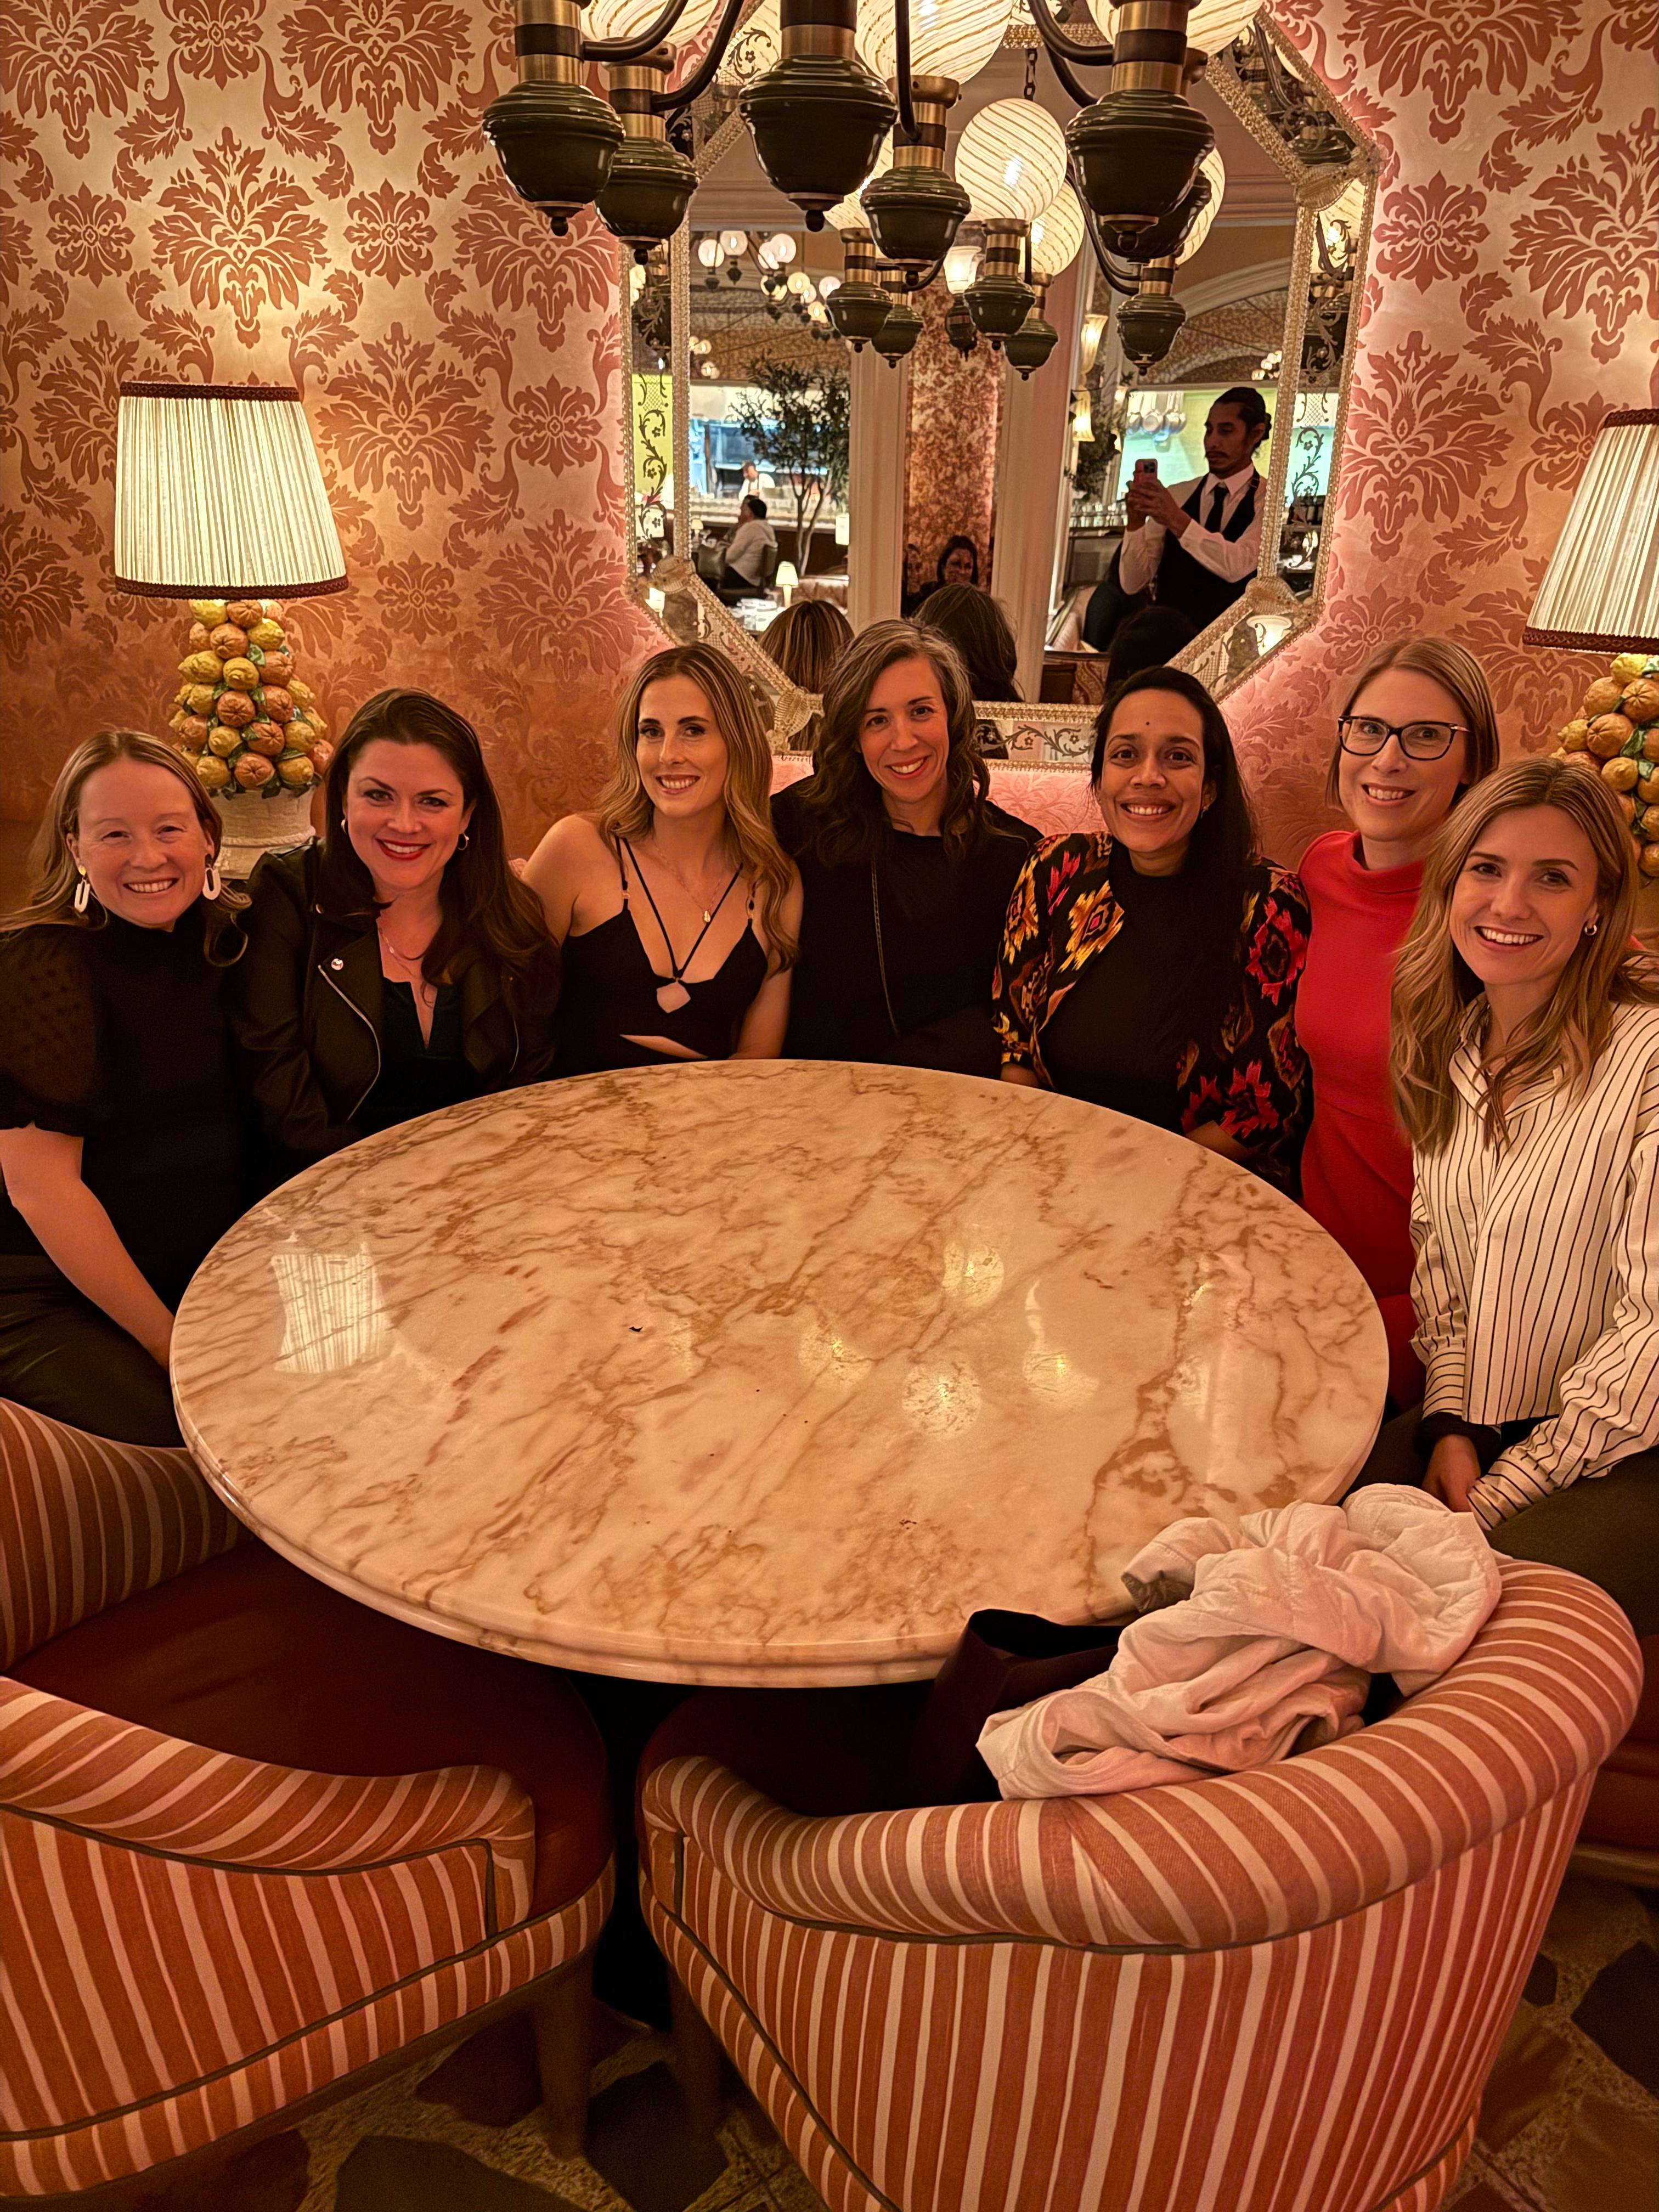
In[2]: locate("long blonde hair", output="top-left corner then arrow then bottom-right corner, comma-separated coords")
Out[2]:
2,730 -> 247,962
1391,757 -> 1659,1150
597,643 -> 796,966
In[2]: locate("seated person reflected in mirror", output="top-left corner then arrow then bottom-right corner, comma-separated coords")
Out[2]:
910,533 -> 981,616
718,494 -> 778,601
0,732 -> 249,1446
773,621 -> 1039,1079
524,643 -> 801,1076
1116,388 -> 1270,635
917,584 -> 1018,760
996,668 -> 1310,1188
1350,759 -> 1659,1635
760,598 -> 853,753
1104,604 -> 1197,692
232,690 -> 560,1183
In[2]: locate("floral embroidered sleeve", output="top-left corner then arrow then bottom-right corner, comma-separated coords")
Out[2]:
992,835 -> 1116,1082
1176,865 -> 1312,1188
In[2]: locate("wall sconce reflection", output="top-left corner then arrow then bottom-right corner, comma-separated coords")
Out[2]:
1022,1282 -> 1102,1408
271,1243 -> 391,1375
797,1317 -> 874,1389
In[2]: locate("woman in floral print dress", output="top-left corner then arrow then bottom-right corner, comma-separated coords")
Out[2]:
995,667 -> 1312,1190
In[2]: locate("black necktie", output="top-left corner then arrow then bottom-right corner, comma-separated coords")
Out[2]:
1206,483 -> 1227,532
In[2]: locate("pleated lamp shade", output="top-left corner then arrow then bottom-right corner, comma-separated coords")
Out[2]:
114,381 -> 347,599
1524,410 -> 1659,651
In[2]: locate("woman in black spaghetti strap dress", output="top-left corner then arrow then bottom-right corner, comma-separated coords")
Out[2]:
524,643 -> 802,1076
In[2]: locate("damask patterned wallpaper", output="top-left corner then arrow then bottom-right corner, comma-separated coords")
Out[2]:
1233,0 -> 1659,864
2,2 -> 1655,860
904,279 -> 1001,594
0,0 -> 662,849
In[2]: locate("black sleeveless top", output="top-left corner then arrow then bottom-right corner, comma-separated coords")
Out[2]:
552,843 -> 769,1077
1155,473 -> 1259,631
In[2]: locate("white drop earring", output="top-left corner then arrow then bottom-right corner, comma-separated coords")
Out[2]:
203,859 -> 223,901
72,869 -> 92,915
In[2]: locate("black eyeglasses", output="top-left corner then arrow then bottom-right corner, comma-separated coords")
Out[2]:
1337,715 -> 1468,762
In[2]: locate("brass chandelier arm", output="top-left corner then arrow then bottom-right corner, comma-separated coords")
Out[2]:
1025,0 -> 1115,70
650,0 -> 749,111
1040,38 -> 1093,108
583,0 -> 693,60
1077,187 -> 1143,292
893,0 -> 920,146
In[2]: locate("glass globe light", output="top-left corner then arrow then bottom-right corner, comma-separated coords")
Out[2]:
719,228 -> 748,257
696,234 -> 721,267
1028,182 -> 1085,281
825,133 -> 893,233
586,0 -> 723,45
698,358 -> 720,378
786,269 -> 810,294
857,0 -> 1013,88
1178,148 -> 1225,262
1084,0 -> 1261,49
943,238 -> 981,293
818,273 -> 842,295
766,230 -> 798,264
954,99 -> 1067,226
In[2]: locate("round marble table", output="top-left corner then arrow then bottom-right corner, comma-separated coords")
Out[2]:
173,1062 -> 1387,1686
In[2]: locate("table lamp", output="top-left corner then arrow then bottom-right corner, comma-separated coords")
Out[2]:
1531,408 -> 1659,890
114,379 -> 347,856
1524,407 -> 1659,652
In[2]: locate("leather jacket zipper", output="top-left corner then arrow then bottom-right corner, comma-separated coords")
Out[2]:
318,962 -> 382,1119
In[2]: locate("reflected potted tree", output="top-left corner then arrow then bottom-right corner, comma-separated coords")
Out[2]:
730,356 -> 850,576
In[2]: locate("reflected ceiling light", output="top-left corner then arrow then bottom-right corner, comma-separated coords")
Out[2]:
857,0 -> 1012,85
943,238 -> 981,294
786,269 -> 810,294
766,230 -> 799,263
817,272 -> 842,295
955,98 -> 1068,226
1028,182 -> 1085,281
1072,387 -> 1095,442
696,233 -> 721,267
1079,310 -> 1107,373
719,228 -> 748,257
698,358 -> 720,377
1084,0 -> 1261,51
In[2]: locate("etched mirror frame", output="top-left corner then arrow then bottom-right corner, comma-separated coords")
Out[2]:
616,8 -> 1377,769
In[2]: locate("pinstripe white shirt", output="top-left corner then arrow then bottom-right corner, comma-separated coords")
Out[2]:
1410,1000 -> 1659,1528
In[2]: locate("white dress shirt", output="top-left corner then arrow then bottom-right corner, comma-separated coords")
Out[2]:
1116,461 -> 1262,595
1411,1000 -> 1659,1527
723,517 -> 776,587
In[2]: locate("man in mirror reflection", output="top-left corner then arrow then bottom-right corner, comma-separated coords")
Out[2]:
719,494 -> 777,599
1116,387 -> 1269,636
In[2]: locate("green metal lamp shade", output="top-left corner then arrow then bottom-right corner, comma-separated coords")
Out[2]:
483,80 -> 624,236
741,55 -> 898,228
1066,88 -> 1213,241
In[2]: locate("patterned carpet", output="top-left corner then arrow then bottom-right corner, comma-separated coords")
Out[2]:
152,1870 -> 1654,2211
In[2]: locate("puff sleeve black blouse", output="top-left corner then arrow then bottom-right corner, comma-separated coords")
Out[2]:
0,915 -> 243,1306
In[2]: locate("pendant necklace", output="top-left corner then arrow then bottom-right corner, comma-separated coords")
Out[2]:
621,836 -> 741,1013
378,922 -> 437,1007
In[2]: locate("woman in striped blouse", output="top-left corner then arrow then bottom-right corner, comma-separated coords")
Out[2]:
1352,757 -> 1659,1629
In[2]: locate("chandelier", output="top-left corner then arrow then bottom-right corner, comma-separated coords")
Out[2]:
484,0 -> 1232,375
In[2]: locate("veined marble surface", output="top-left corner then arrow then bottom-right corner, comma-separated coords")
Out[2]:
173,1063 -> 1387,1685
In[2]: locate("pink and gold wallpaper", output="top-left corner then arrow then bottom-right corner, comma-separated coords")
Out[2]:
0,0 -> 662,849
2,2 -> 1655,861
1232,0 -> 1659,863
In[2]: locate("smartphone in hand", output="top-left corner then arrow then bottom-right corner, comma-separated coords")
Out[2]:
1133,457 -> 1159,480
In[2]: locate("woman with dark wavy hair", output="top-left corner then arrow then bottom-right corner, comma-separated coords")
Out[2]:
233,689 -> 560,1178
996,667 -> 1312,1186
0,731 -> 247,1443
774,619 -> 1039,1075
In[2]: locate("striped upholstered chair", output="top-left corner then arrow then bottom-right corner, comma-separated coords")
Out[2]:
641,1560 -> 1640,2212
0,1400 -> 613,2200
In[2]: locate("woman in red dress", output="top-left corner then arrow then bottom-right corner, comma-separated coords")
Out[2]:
1295,639 -> 1499,1404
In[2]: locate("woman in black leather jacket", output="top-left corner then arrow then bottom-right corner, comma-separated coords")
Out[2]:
232,689 -> 560,1183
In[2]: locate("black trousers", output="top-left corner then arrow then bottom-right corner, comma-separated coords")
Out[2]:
1351,1409 -> 1659,1635
0,1273 -> 180,1448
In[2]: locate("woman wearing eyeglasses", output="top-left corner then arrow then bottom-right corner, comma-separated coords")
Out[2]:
1296,639 -> 1499,1405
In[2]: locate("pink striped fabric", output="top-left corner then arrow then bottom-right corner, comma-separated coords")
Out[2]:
642,1562 -> 1639,2212
1,1398 -> 246,1671
0,1403 -> 614,2196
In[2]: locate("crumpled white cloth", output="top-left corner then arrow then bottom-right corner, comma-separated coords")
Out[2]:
977,1488 -> 1501,1801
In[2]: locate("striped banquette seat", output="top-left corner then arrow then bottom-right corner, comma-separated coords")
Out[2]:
0,1400 -> 613,2202
640,1559 -> 1640,2212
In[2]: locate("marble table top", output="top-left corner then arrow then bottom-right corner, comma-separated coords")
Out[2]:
173,1062 -> 1387,1686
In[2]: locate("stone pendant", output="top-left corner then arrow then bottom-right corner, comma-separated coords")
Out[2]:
656,980 -> 691,1012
